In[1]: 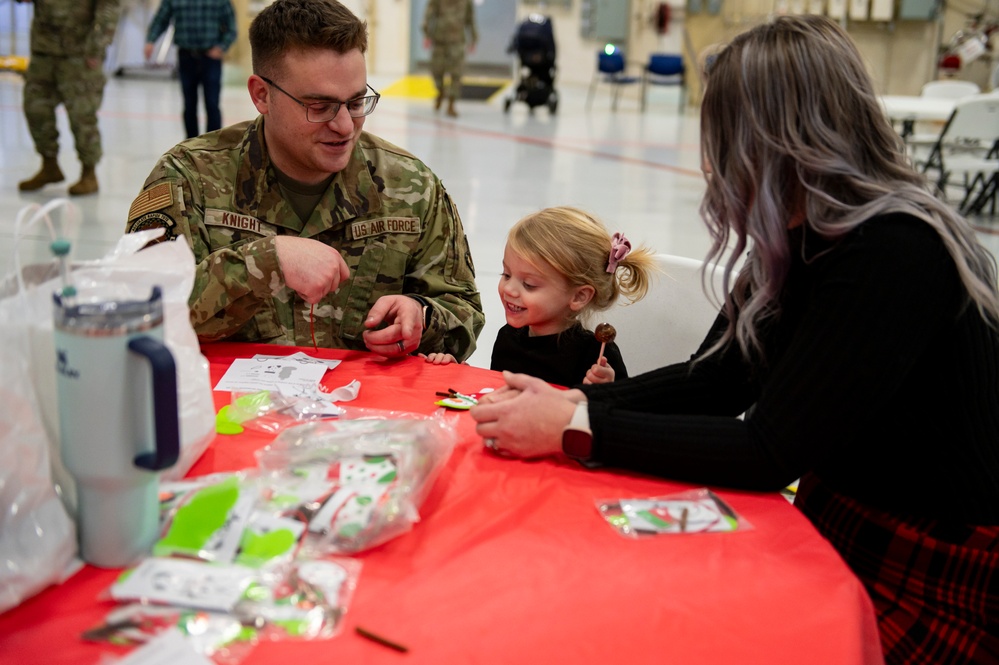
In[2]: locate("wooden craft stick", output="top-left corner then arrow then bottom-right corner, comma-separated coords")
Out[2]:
356,626 -> 409,653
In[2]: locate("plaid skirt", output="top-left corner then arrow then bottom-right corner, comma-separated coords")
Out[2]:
796,473 -> 999,665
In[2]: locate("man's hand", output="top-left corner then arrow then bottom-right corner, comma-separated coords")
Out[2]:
143,43 -> 154,61
207,46 -> 224,59
362,295 -> 425,357
274,236 -> 350,304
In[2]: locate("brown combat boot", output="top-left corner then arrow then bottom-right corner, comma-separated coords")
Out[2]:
446,98 -> 458,118
69,165 -> 99,196
18,157 -> 65,191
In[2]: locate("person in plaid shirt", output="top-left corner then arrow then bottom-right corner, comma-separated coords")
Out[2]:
144,0 -> 237,138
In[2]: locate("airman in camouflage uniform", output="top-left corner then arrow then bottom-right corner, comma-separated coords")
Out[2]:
17,0 -> 121,196
423,0 -> 477,118
124,0 -> 484,362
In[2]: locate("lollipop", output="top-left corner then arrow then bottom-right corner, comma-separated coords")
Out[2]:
594,322 -> 617,364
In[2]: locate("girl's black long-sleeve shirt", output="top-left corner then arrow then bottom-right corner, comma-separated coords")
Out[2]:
581,214 -> 999,524
492,323 -> 628,388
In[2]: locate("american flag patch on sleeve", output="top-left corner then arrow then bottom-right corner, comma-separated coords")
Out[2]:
128,182 -> 174,221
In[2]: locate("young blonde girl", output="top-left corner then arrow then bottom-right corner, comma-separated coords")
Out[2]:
424,206 -> 657,386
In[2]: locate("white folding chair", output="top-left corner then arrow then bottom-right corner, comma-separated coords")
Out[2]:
920,80 -> 982,99
921,95 -> 999,215
607,254 -> 724,376
907,80 -> 982,165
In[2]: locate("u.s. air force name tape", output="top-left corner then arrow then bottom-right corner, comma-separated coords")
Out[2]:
351,217 -> 421,240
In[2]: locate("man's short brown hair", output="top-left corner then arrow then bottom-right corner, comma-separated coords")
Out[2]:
250,0 -> 368,77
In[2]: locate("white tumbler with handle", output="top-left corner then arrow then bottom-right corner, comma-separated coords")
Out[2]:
53,286 -> 179,568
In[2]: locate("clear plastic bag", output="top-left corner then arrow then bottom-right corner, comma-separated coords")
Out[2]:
0,201 -> 80,612
233,556 -> 361,641
156,473 -> 307,570
254,409 -> 457,554
596,488 -> 753,537
83,603 -> 256,665
224,390 -> 344,435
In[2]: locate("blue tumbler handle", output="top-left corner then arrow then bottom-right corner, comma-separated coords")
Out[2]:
127,336 -> 180,471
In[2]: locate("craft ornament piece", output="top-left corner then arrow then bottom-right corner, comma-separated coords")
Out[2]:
434,387 -> 493,410
596,488 -> 752,538
93,556 -> 361,656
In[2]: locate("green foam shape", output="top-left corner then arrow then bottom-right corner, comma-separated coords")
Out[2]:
236,528 -> 297,566
233,391 -> 272,416
155,477 -> 240,554
215,406 -> 244,435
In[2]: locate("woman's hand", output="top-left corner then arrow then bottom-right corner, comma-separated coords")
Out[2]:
470,372 -> 579,459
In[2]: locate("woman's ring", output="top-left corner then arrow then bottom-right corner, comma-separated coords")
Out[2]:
397,340 -> 405,352
484,438 -> 498,450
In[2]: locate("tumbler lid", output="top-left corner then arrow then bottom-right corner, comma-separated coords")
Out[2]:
54,286 -> 165,336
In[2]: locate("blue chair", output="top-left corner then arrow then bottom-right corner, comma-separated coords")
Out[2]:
641,53 -> 686,112
586,45 -> 641,111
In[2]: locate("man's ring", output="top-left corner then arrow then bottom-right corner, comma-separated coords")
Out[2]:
484,438 -> 498,450
397,340 -> 405,352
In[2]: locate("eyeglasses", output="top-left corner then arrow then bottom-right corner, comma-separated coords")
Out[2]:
260,77 -> 380,122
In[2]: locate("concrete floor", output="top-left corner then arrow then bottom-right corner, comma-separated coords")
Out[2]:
2,70 -> 997,368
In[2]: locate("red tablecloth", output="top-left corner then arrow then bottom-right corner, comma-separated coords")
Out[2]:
0,343 -> 885,664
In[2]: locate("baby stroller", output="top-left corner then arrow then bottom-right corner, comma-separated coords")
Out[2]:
503,14 -> 558,114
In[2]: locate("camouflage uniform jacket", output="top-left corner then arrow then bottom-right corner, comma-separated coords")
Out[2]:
423,0 -> 477,46
29,0 -> 121,58
126,116 -> 484,361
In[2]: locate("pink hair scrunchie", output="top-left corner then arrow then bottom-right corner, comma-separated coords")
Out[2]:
606,232 -> 632,273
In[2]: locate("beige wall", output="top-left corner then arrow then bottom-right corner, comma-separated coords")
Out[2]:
233,0 -> 984,102
682,12 -> 940,103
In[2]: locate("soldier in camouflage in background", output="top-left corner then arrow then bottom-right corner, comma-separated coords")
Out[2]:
125,0 -> 484,361
422,0 -> 477,118
17,0 -> 121,196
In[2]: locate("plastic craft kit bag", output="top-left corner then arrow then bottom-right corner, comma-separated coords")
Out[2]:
254,410 -> 458,554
